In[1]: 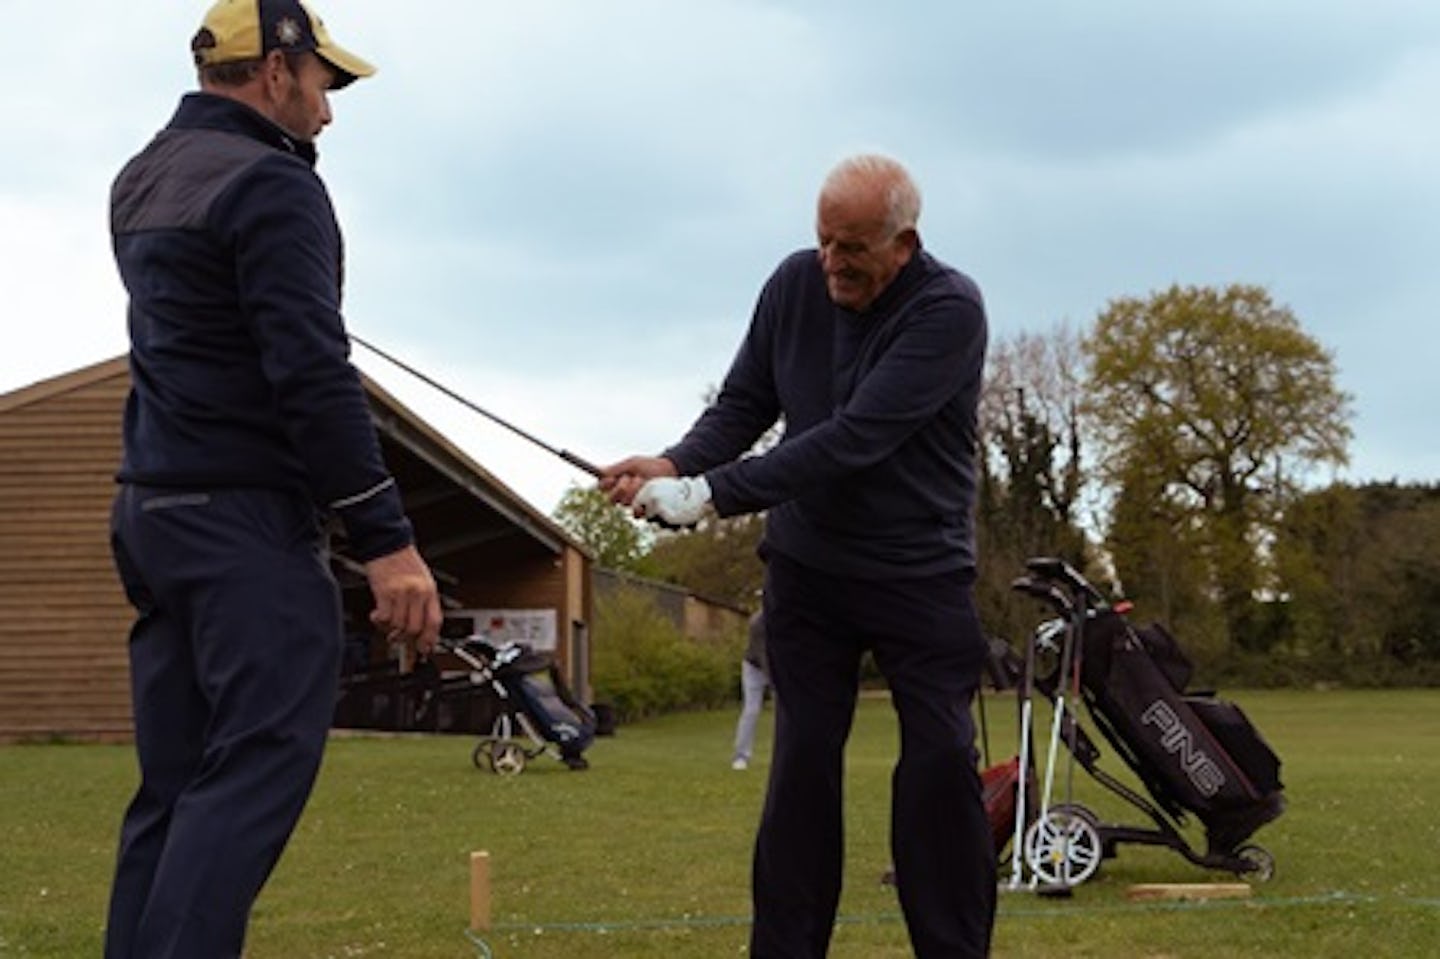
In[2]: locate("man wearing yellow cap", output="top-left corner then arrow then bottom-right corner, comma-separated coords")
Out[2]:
104,3 -> 440,956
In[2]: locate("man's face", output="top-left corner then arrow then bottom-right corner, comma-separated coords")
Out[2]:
816,189 -> 915,313
270,52 -> 335,141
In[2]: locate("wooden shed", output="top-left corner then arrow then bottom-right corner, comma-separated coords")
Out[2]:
593,567 -> 750,642
0,357 -> 594,743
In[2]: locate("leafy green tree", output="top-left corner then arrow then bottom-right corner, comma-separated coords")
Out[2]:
1271,483 -> 1367,660
638,384 -> 776,609
1083,284 -> 1352,651
1104,456 -> 1226,662
644,513 -> 765,610
1275,482 -> 1440,676
552,483 -> 651,572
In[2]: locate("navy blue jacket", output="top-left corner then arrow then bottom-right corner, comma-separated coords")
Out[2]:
665,248 -> 986,579
110,93 -> 411,562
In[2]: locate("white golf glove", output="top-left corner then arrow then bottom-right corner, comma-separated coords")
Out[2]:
634,476 -> 712,527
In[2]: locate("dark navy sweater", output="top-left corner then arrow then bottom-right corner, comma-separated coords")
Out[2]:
110,93 -> 412,562
665,248 -> 987,579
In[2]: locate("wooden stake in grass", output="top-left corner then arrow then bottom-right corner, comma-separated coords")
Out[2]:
1126,883 -> 1253,903
470,850 -> 492,931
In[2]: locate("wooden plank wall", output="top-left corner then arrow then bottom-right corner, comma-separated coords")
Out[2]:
0,373 -> 134,741
683,596 -> 750,644
0,366 -> 594,739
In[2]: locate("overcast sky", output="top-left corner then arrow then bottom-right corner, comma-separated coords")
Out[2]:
2,1 -> 1435,515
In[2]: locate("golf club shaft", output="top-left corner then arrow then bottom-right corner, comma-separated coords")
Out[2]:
1010,697 -> 1031,889
350,333 -> 603,478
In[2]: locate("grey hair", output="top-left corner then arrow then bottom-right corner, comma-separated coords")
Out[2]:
821,154 -> 922,236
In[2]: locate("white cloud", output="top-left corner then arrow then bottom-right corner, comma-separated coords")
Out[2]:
2,0 -> 1437,517
0,194 -> 128,386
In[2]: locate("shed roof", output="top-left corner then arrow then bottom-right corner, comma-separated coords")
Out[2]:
0,356 -> 588,564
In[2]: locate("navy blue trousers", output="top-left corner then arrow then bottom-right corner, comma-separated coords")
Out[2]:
751,552 -> 997,958
105,485 -> 342,959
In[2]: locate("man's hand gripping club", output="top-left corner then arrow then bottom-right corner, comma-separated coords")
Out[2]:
599,455 -> 713,528
634,476 -> 712,527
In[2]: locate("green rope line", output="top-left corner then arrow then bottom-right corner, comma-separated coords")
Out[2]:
463,927 -> 494,958
493,913 -> 757,932
463,891 -> 1440,954
999,889 -> 1440,916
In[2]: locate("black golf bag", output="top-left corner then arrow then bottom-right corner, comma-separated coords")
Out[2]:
1008,557 -> 1285,887
1078,610 -> 1284,853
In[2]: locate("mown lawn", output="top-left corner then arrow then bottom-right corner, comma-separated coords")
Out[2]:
1,689 -> 1437,957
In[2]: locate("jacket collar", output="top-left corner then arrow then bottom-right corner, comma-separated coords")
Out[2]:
169,92 -> 319,168
850,243 -> 929,319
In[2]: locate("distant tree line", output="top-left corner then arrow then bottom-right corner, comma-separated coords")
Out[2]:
554,283 -> 1440,688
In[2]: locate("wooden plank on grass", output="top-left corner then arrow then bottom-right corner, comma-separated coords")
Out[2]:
470,850 -> 491,931
1126,883 -> 1253,902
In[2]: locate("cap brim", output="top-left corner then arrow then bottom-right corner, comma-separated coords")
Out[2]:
317,43 -> 375,90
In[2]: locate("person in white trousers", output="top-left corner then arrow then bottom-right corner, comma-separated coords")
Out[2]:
733,611 -> 771,770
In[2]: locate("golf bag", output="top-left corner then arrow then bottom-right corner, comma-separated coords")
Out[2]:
1078,610 -> 1284,851
1007,557 -> 1284,888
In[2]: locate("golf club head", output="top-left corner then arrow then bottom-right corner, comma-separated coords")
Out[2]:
1011,575 -> 1074,615
1026,556 -> 1107,606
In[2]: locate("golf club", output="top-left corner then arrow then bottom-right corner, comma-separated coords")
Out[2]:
350,333 -> 603,478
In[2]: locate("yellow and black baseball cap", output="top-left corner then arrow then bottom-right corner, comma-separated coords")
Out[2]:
191,0 -> 376,89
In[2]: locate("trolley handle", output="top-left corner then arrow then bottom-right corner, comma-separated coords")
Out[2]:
438,635 -> 516,669
1024,557 -> 1107,607
1010,575 -> 1074,615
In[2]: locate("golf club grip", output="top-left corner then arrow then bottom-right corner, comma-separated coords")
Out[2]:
560,450 -> 603,477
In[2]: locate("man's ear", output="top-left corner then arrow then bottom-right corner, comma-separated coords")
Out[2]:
896,227 -> 920,258
260,49 -> 290,96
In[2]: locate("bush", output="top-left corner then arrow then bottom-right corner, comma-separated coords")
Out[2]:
1199,647 -> 1440,690
591,587 -> 744,723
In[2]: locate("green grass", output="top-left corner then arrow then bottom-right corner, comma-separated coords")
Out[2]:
2,689 -> 1438,957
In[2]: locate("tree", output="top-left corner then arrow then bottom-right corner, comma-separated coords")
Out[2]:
644,513 -> 766,610
975,324 -> 1093,644
1274,482 -> 1440,675
1104,455 -> 1226,662
637,383 -> 776,609
1083,283 -> 1352,650
552,483 -> 652,572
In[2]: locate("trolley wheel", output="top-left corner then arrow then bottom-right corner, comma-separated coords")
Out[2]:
1024,803 -> 1104,888
1234,843 -> 1276,882
471,739 -> 491,770
488,741 -> 527,776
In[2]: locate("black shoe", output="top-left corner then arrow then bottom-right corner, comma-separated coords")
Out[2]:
562,755 -> 590,771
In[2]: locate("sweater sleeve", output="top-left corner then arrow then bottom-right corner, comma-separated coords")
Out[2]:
663,271 -> 785,475
214,155 -> 413,561
706,292 -> 986,517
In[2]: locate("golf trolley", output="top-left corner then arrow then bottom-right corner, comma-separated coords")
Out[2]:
1005,557 -> 1285,893
439,636 -> 595,776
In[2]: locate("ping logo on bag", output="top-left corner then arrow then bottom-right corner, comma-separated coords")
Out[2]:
1140,700 -> 1227,797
